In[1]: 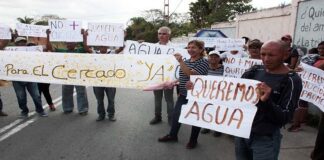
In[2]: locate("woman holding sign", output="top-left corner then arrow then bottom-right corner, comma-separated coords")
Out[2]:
158,40 -> 209,149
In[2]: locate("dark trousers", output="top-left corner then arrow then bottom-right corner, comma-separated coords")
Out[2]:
38,83 -> 53,105
0,92 -> 3,111
93,87 -> 116,117
169,95 -> 201,142
312,113 -> 324,160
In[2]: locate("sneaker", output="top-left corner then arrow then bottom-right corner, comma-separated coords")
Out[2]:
38,112 -> 48,117
150,116 -> 162,125
287,125 -> 301,132
48,104 -> 56,111
0,111 -> 8,116
213,131 -> 222,137
19,113 -> 28,119
201,129 -> 210,134
158,135 -> 178,142
108,115 -> 116,121
186,141 -> 197,149
96,116 -> 105,121
79,111 -> 88,116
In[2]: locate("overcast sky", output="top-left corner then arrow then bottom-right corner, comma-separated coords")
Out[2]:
0,0 -> 291,27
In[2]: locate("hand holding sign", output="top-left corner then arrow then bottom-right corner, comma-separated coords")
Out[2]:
174,53 -> 183,63
257,82 -> 271,102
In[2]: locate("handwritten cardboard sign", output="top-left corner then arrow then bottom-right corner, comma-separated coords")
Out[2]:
16,23 -> 48,38
124,40 -> 190,60
5,46 -> 43,52
49,20 -> 82,42
223,57 -> 263,78
179,75 -> 259,138
298,63 -> 324,111
0,51 -> 178,89
87,23 -> 124,47
189,37 -> 245,51
0,24 -> 11,40
294,0 -> 324,49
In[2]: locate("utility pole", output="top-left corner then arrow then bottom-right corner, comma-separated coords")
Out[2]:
163,0 -> 170,23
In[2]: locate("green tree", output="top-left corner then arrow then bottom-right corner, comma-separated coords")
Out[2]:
126,9 -> 195,42
16,16 -> 34,24
189,0 -> 255,29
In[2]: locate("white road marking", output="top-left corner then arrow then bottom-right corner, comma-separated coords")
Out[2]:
0,93 -> 67,142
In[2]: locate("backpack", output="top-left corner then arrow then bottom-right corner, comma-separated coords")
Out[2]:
243,65 -> 297,126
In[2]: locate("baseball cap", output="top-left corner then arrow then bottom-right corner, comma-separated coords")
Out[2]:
14,37 -> 27,43
209,50 -> 221,57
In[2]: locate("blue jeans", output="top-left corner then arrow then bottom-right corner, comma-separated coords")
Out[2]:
93,87 -> 116,117
153,89 -> 174,118
12,81 -> 44,114
235,128 -> 282,160
62,85 -> 88,113
169,95 -> 201,142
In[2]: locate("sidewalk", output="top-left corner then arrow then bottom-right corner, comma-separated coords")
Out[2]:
279,125 -> 317,160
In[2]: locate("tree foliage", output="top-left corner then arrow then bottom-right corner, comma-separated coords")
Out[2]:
125,9 -> 195,42
16,16 -> 34,24
189,0 -> 255,28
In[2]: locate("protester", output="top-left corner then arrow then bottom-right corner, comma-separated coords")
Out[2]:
12,37 -> 48,118
24,42 -> 56,111
281,34 -> 300,69
199,50 -> 224,137
158,40 -> 209,149
46,29 -> 90,115
93,46 -> 117,121
235,40 -> 302,160
311,41 -> 324,160
150,26 -> 174,125
247,39 -> 263,59
0,39 -> 10,116
288,43 -> 323,132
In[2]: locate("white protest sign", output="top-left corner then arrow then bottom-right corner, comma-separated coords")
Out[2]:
223,57 -> 263,78
16,23 -> 48,37
124,40 -> 190,60
0,51 -> 178,89
294,0 -> 324,49
87,23 -> 124,47
49,20 -> 82,42
179,75 -> 259,138
5,46 -> 43,52
0,24 -> 11,40
189,37 -> 245,51
298,63 -> 324,111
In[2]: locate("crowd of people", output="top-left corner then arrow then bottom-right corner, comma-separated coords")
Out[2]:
0,25 -> 324,160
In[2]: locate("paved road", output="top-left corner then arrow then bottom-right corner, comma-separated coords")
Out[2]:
0,85 -> 317,160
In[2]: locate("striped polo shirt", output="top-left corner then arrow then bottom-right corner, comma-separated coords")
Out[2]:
179,58 -> 209,96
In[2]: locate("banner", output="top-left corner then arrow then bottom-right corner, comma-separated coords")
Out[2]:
49,20 -> 82,42
16,23 -> 48,37
124,40 -> 190,60
0,51 -> 178,89
189,37 -> 245,51
223,57 -> 263,78
298,63 -> 324,111
179,75 -> 259,138
0,24 -> 11,40
5,46 -> 43,52
87,23 -> 124,47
